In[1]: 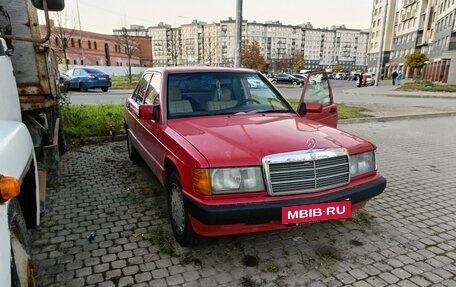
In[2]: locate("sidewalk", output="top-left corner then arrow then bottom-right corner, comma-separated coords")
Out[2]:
340,80 -> 456,123
344,80 -> 456,99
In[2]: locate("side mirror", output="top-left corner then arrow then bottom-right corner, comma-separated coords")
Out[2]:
297,102 -> 323,115
138,104 -> 153,120
31,0 -> 65,11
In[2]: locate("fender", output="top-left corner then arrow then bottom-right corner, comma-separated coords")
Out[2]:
0,121 -> 39,287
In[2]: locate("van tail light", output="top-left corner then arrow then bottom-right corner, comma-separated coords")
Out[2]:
0,175 -> 21,202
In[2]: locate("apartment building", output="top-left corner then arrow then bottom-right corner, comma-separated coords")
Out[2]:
367,0 -> 398,75
146,19 -> 368,72
373,0 -> 456,83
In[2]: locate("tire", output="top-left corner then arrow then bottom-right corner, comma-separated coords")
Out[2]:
54,105 -> 67,155
102,87 -> 109,92
168,172 -> 195,247
271,80 -> 277,84
126,129 -> 140,162
292,81 -> 298,86
79,83 -> 88,92
8,199 -> 35,287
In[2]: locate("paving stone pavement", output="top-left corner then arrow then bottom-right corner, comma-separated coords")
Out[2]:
33,116 -> 456,287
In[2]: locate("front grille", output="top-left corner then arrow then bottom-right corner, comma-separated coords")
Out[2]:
263,149 -> 350,195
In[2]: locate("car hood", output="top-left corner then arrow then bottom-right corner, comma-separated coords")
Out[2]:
168,114 -> 373,167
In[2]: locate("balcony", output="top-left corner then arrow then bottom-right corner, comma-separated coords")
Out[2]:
400,11 -> 415,22
403,0 -> 416,8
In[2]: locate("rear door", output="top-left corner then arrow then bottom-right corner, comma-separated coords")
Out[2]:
124,73 -> 152,150
299,71 -> 338,128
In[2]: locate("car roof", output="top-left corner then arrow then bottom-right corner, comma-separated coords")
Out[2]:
144,66 -> 257,74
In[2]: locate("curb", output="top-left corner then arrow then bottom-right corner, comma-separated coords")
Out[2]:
340,111 -> 456,124
67,134 -> 126,145
344,90 -> 456,99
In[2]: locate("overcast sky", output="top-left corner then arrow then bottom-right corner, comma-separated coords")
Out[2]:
48,0 -> 373,34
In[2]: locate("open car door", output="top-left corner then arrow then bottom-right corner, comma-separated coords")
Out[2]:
297,71 -> 338,128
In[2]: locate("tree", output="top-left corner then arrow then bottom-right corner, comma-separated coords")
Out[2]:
291,51 -> 304,72
52,11 -> 76,70
115,28 -> 140,83
241,40 -> 266,71
404,51 -> 428,77
333,65 -> 344,73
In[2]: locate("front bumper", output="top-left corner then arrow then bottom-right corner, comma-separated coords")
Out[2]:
185,176 -> 386,226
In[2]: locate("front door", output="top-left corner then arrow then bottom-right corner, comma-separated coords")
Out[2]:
299,71 -> 338,128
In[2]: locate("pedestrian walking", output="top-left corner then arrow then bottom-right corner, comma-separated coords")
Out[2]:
392,70 -> 398,85
396,70 -> 403,85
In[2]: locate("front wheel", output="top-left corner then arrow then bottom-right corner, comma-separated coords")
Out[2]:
79,83 -> 88,92
9,199 -> 35,287
102,87 -> 109,92
292,81 -> 298,86
168,172 -> 195,247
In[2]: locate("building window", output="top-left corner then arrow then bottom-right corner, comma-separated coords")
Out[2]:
96,60 -> 99,65
80,59 -> 84,65
73,59 -> 77,64
55,37 -> 59,46
88,41 -> 92,49
94,41 -> 97,50
71,38 -> 75,47
78,39 -> 82,48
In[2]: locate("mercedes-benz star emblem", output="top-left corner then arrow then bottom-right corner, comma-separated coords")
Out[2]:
306,138 -> 316,150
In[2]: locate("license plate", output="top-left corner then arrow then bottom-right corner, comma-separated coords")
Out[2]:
282,201 -> 351,224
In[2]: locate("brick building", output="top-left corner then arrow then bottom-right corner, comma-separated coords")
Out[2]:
40,21 -> 152,69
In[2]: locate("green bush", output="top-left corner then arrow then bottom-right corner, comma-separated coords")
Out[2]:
62,104 -> 124,138
111,74 -> 141,89
62,102 -> 370,140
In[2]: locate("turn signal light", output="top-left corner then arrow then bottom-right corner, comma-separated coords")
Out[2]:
192,169 -> 211,196
0,175 -> 21,202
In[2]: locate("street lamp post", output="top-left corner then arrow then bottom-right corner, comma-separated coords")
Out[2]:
76,0 -> 85,65
375,0 -> 388,86
234,0 -> 242,67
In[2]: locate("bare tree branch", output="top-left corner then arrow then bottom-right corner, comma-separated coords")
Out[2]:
115,27 -> 140,82
51,11 -> 76,69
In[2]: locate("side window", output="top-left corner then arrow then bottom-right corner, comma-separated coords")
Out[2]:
145,74 -> 161,105
132,73 -> 152,104
74,69 -> 81,76
304,74 -> 331,106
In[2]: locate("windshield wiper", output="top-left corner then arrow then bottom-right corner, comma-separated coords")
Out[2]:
242,109 -> 290,114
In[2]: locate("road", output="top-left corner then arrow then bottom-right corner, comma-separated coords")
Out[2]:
279,80 -> 456,110
68,80 -> 456,112
33,116 -> 456,286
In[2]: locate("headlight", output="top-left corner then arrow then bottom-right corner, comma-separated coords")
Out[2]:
211,167 -> 264,194
350,151 -> 376,177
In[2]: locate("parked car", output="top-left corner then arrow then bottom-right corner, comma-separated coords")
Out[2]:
124,67 -> 386,246
334,73 -> 345,80
366,74 -> 376,85
66,67 -> 112,92
269,73 -> 304,86
356,73 -> 376,87
292,74 -> 309,81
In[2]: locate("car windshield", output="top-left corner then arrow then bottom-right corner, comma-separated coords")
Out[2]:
167,72 -> 293,119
